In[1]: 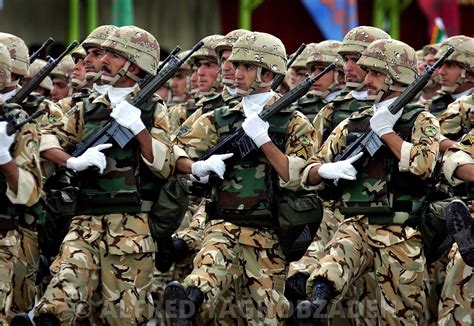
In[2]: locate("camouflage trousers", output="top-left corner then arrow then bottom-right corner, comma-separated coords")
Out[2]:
0,229 -> 19,325
438,244 -> 474,325
183,219 -> 289,325
420,254 -> 449,325
307,216 -> 426,325
12,227 -> 39,317
34,213 -> 157,325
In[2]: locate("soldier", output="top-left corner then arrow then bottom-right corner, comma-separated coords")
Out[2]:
290,40 -> 343,122
0,33 -> 30,102
418,43 -> 441,103
437,131 -> 474,325
31,26 -> 172,325
169,50 -> 192,106
289,43 -> 317,88
425,36 -> 474,120
22,59 -> 53,98
168,34 -> 224,135
164,31 -> 317,325
296,39 -> 439,324
0,43 -> 42,324
49,55 -> 74,102
69,46 -> 88,91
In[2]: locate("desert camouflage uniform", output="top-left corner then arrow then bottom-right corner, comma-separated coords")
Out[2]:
301,102 -> 440,324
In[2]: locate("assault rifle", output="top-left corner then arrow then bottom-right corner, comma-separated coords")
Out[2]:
8,40 -> 79,105
72,41 -> 204,157
271,43 -> 306,91
6,108 -> 47,135
201,63 -> 336,161
333,46 -> 454,163
29,37 -> 54,63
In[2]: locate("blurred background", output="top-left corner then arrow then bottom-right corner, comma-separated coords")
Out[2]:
0,0 -> 472,59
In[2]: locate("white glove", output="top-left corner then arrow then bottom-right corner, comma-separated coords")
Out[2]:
0,121 -> 14,165
370,105 -> 403,137
318,152 -> 363,182
66,143 -> 112,173
110,100 -> 146,136
189,174 -> 209,184
242,113 -> 271,148
191,153 -> 234,179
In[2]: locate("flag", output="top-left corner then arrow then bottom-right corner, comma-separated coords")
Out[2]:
418,0 -> 460,41
112,0 -> 134,26
300,0 -> 358,41
430,17 -> 448,43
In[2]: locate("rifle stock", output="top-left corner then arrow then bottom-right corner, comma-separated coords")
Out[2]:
71,41 -> 204,157
9,40 -> 79,105
271,43 -> 306,91
334,46 -> 454,162
201,63 -> 336,161
29,37 -> 54,63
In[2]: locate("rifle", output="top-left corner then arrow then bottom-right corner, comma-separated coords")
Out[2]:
201,63 -> 336,161
72,41 -> 204,157
6,108 -> 47,135
8,40 -> 79,105
271,43 -> 306,91
333,46 -> 454,163
29,37 -> 54,63
140,45 -> 181,89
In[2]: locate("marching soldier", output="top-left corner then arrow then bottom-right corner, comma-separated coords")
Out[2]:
49,55 -> 74,102
417,43 -> 441,103
288,43 -> 317,88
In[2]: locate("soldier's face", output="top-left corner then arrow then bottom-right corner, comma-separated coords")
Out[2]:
439,61 -> 462,88
421,53 -> 440,80
309,64 -> 335,92
220,50 -> 235,84
84,47 -> 104,79
364,69 -> 387,95
72,57 -> 86,84
234,62 -> 257,91
190,67 -> 199,92
195,58 -> 219,91
291,68 -> 307,87
51,77 -> 70,102
100,50 -> 128,84
343,54 -> 366,84
171,69 -> 188,98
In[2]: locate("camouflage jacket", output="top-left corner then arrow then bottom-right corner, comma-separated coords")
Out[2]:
436,93 -> 474,142
289,93 -> 327,122
424,92 -> 454,117
442,128 -> 474,186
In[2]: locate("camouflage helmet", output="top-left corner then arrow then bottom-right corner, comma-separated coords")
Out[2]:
228,31 -> 287,76
358,39 -> 418,87
422,43 -> 439,57
338,26 -> 391,56
50,55 -> 75,80
189,34 -> 224,65
82,25 -> 118,50
290,43 -> 318,70
0,33 -> 29,76
0,44 -> 11,89
416,49 -> 424,63
215,29 -> 249,62
101,26 -> 160,75
434,35 -> 474,69
306,40 -> 341,68
177,49 -> 192,71
28,59 -> 52,91
71,45 -> 86,61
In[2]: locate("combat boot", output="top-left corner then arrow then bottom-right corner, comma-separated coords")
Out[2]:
446,199 -> 474,266
11,312 -> 33,326
294,277 -> 334,326
164,281 -> 204,326
285,272 -> 310,325
33,313 -> 60,326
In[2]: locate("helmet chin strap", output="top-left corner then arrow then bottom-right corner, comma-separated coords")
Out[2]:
374,76 -> 406,103
101,61 -> 140,86
70,78 -> 87,90
85,71 -> 101,83
346,80 -> 365,91
4,79 -> 18,88
235,67 -> 273,96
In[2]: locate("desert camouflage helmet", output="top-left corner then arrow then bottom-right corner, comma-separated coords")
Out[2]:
358,39 -> 418,87
290,43 -> 318,70
82,25 -> 118,50
189,34 -> 224,65
338,26 -> 391,56
0,43 -> 11,89
71,45 -> 86,61
176,50 -> 192,71
215,29 -> 250,62
228,31 -> 287,75
0,33 -> 29,76
28,59 -> 53,90
422,43 -> 439,57
435,35 -> 474,68
50,55 -> 74,80
306,40 -> 341,68
101,25 -> 160,75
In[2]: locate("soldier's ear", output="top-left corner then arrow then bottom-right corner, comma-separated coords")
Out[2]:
465,70 -> 474,83
128,63 -> 141,75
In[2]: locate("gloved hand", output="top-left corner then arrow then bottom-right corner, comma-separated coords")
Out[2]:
66,143 -> 112,173
318,152 -> 363,181
191,153 -> 234,179
189,174 -> 209,184
370,105 -> 403,137
110,100 -> 146,135
242,113 -> 271,148
0,121 -> 14,165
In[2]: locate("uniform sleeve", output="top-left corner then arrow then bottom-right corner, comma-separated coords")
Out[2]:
168,103 -> 188,137
437,97 -> 471,139
398,111 -> 440,180
280,111 -> 317,190
442,138 -> 474,186
6,123 -> 42,206
141,101 -> 173,178
312,102 -> 334,150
